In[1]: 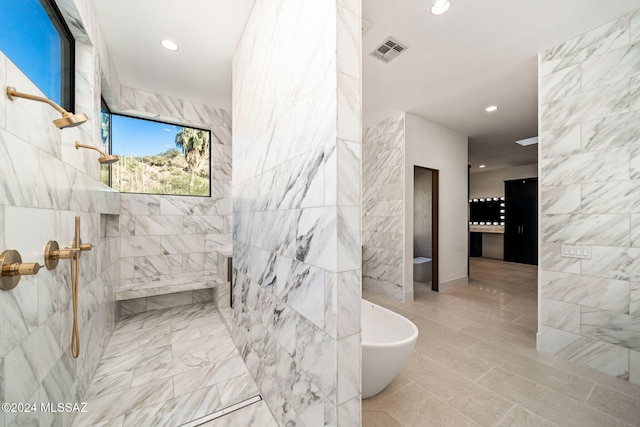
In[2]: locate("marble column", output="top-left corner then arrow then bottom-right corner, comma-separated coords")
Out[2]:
232,0 -> 362,425
538,8 -> 640,384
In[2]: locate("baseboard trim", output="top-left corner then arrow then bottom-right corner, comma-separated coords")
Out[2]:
438,276 -> 468,292
403,290 -> 414,302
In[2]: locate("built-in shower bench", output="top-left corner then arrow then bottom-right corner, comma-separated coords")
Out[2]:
115,276 -> 227,300
115,251 -> 232,316
115,275 -> 230,315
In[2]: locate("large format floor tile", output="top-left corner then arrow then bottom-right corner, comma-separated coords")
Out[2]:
72,303 -> 275,427
363,257 -> 640,426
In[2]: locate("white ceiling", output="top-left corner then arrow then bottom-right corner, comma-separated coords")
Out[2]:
363,0 -> 640,171
90,0 -> 256,110
90,0 -> 640,171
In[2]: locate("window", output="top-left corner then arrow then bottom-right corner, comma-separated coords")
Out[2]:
110,114 -> 211,197
0,0 -> 74,110
100,98 -> 111,186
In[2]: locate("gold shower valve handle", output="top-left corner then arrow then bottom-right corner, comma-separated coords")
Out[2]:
44,240 -> 79,269
12,262 -> 43,276
79,243 -> 93,252
0,250 -> 42,291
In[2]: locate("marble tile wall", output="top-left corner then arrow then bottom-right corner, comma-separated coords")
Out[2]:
362,113 -> 405,300
538,8 -> 640,384
232,0 -> 362,425
111,86 -> 232,290
0,0 -> 121,424
103,75 -> 232,296
119,289 -> 215,317
2,1 -> 233,425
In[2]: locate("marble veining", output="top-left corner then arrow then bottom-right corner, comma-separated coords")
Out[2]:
362,113 -> 405,300
73,303 -> 266,427
539,7 -> 640,386
582,42 -> 640,91
540,298 -> 581,333
232,1 -> 362,424
542,213 -> 630,246
114,85 -> 232,291
539,124 -> 581,159
2,0 -> 236,423
540,185 -> 581,215
583,111 -> 640,152
540,80 -> 632,132
581,307 -> 640,351
540,14 -> 630,76
540,270 -> 629,314
581,246 -> 640,281
581,181 -> 640,214
0,1 -> 122,421
540,147 -> 630,186
540,64 -> 582,103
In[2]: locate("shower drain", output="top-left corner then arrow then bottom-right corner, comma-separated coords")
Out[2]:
179,395 -> 263,427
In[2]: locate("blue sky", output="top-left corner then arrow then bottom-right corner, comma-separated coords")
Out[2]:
0,0 -> 62,103
112,115 -> 184,157
2,2 -> 187,158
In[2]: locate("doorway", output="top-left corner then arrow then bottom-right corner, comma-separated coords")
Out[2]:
413,166 -> 439,291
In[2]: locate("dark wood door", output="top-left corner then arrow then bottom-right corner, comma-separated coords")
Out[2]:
504,178 -> 537,265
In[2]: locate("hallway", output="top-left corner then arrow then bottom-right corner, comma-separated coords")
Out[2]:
363,258 -> 640,426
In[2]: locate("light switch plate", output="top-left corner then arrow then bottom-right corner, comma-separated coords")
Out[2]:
561,244 -> 591,259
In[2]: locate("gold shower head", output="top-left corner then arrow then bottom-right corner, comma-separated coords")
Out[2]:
75,142 -> 119,164
6,86 -> 88,129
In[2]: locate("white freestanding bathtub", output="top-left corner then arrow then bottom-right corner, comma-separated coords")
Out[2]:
361,299 -> 419,399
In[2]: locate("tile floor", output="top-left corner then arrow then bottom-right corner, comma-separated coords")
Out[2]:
363,258 -> 640,427
72,302 -> 277,426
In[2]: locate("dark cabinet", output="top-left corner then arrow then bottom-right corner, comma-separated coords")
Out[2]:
469,232 -> 482,257
504,178 -> 537,265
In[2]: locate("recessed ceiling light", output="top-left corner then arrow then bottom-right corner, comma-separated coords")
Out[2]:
161,39 -> 178,51
431,0 -> 451,15
485,105 -> 498,112
479,164 -> 486,168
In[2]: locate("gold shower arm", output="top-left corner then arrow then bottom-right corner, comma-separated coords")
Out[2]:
75,142 -> 107,157
6,86 -> 68,116
6,86 -> 88,129
75,141 -> 119,164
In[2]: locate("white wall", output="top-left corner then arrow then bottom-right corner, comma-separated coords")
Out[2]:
405,113 -> 469,296
470,164 -> 538,259
470,164 -> 538,198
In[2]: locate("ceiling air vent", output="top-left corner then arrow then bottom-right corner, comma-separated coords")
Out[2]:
370,37 -> 406,63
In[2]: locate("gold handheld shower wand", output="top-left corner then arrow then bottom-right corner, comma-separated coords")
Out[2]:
6,86 -> 89,129
44,216 -> 92,358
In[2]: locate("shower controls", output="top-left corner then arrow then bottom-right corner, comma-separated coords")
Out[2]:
45,217 -> 92,358
0,249 -> 43,290
44,239 -> 93,270
45,240 -> 72,269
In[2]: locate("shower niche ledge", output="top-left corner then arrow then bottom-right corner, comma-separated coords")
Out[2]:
116,276 -> 226,301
